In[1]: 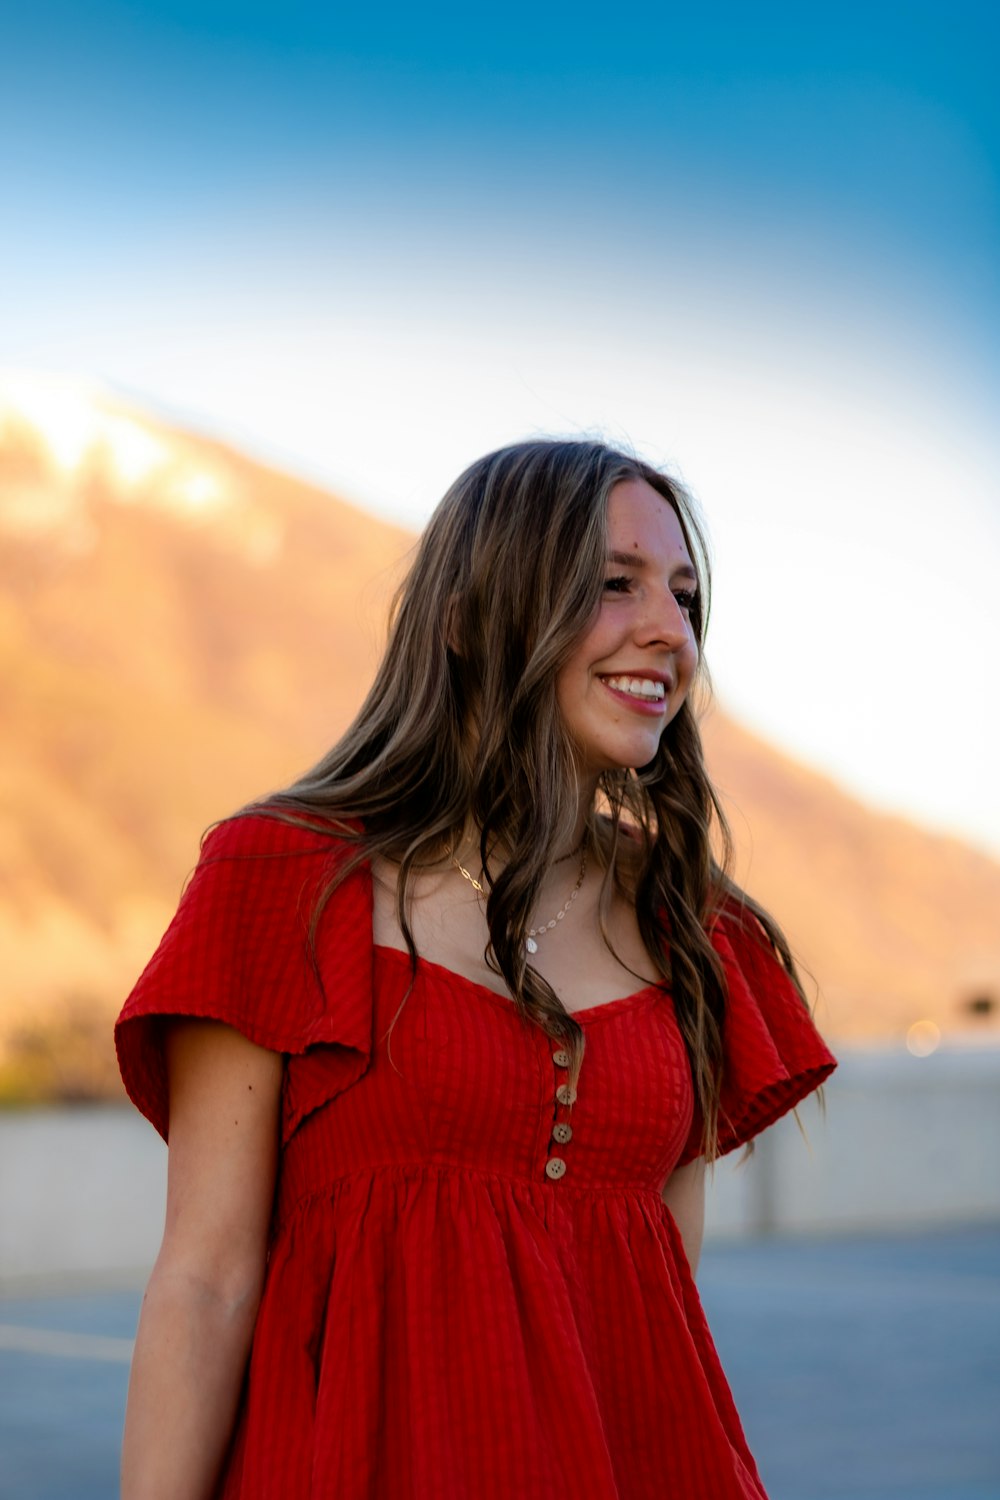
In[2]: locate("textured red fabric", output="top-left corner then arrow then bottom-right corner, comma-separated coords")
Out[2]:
116,813 -> 837,1499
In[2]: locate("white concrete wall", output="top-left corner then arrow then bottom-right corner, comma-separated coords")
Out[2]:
706,1042 -> 1000,1236
0,1106 -> 167,1287
2,1044 -> 998,1286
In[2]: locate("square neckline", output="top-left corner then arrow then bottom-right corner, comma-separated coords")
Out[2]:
371,945 -> 666,1027
363,850 -> 669,1024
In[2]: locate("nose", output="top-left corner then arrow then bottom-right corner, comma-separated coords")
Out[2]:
636,586 -> 692,651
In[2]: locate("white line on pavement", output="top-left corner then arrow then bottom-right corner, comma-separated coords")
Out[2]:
0,1323 -> 134,1363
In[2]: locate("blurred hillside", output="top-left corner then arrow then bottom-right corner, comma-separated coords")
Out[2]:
1,373 -> 998,1096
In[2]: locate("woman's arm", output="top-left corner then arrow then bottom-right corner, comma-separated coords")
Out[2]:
660,1157 -> 707,1275
121,1020 -> 283,1500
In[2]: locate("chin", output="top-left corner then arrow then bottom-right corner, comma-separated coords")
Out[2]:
590,741 -> 664,776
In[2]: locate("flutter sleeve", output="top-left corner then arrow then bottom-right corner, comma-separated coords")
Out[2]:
678,906 -> 837,1164
114,811 -> 372,1144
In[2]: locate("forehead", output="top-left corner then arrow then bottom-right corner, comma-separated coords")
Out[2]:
606,477 -> 691,562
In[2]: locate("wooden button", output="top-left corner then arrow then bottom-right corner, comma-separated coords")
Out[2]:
545,1157 -> 567,1180
552,1122 -> 573,1144
555,1084 -> 577,1106
552,1048 -> 570,1068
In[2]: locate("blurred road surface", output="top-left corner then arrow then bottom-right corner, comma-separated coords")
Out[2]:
1,1225 -> 997,1500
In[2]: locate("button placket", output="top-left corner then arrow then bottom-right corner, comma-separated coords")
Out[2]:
545,1041 -> 576,1181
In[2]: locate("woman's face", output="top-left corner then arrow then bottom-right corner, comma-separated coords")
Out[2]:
555,477 -> 700,782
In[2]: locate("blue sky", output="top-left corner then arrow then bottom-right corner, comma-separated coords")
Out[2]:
3,1 -> 999,853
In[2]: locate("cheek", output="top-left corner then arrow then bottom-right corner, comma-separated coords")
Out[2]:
675,639 -> 700,693
553,666 -> 584,736
556,639 -> 598,699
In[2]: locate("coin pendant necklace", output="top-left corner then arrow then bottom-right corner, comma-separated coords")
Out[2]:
453,848 -> 588,954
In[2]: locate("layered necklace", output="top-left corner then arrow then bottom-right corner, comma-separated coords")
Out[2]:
453,844 -> 588,955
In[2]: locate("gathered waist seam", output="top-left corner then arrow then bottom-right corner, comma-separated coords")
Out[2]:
272,1159 -> 665,1233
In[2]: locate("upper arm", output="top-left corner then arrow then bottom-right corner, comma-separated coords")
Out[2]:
660,1156 -> 707,1276
159,1020 -> 283,1297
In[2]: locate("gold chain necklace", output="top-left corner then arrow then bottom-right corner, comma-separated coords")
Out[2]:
453,849 -> 588,954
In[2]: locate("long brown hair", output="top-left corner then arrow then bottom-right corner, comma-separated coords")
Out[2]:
241,438 -> 809,1159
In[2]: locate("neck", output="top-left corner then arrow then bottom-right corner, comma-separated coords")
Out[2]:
454,806 -> 595,874
563,773 -> 601,858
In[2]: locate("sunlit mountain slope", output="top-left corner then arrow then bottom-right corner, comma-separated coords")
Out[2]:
1,374 -> 997,1089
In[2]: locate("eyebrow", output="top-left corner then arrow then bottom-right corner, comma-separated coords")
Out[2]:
606,550 -> 698,584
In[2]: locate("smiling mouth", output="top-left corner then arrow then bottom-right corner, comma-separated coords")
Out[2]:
599,674 -> 667,702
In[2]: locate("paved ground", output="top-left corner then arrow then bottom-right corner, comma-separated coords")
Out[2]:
0,1225 -> 997,1500
699,1225 -> 1000,1500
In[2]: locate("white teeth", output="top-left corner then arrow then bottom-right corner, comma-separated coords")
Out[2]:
603,675 -> 665,700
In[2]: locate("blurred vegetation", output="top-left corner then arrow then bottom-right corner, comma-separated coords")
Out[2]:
0,998 -> 126,1106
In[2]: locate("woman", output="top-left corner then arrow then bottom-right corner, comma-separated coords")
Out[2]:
117,439 -> 836,1499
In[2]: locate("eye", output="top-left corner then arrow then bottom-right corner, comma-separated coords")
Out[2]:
603,574 -> 632,594
672,588 -> 698,613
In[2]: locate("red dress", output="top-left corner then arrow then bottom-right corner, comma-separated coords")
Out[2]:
116,813 -> 836,1499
